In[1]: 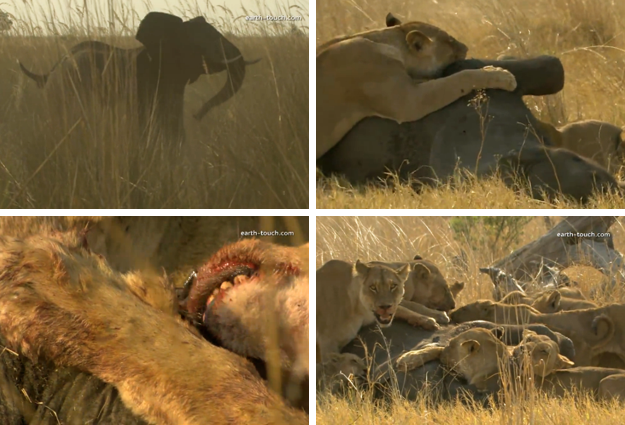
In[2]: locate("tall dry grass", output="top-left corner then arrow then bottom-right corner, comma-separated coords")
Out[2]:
0,0 -> 308,208
316,0 -> 625,209
316,216 -> 625,423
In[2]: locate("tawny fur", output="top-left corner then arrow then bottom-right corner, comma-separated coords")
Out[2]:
451,300 -> 623,368
316,13 -> 517,159
536,119 -> 625,172
0,230 -> 307,425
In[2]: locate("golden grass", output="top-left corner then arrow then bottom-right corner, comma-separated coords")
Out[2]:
0,0 -> 308,208
316,216 -> 625,423
316,0 -> 625,209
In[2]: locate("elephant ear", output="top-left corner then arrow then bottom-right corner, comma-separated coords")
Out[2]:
136,12 -> 184,52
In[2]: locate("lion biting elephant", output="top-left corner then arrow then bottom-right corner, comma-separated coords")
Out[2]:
0,218 -> 309,424
318,53 -> 621,202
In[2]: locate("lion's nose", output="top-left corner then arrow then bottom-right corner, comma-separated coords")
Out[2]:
378,304 -> 392,312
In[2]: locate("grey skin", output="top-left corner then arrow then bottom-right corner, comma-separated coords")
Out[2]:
341,320 -> 574,402
318,56 -> 620,202
0,332 -> 145,425
19,12 -> 261,143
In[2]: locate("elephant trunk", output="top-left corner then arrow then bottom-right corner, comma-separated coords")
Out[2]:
193,57 -> 247,120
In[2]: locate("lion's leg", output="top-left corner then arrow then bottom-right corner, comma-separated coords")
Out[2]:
396,346 -> 444,371
400,299 -> 450,324
369,67 -> 517,124
394,305 -> 439,330
0,236 -> 306,425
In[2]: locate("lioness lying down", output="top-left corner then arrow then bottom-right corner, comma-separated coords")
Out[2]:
538,119 -> 625,172
316,12 -> 516,159
316,257 -> 460,360
450,300 -> 625,369
399,328 -> 625,400
339,319 -> 575,403
0,231 -> 308,424
319,55 -> 623,203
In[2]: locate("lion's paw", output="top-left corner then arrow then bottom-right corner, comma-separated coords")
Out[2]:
481,66 -> 517,92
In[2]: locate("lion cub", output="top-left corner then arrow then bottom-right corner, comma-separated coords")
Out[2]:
316,259 -> 440,360
316,12 -> 517,159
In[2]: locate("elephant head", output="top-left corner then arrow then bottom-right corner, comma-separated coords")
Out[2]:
498,145 -> 620,202
135,12 -> 261,120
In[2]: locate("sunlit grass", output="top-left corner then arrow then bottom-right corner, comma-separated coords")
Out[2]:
316,0 -> 625,209
316,216 -> 625,423
0,0 -> 308,208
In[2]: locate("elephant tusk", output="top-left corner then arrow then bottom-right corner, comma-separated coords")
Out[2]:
244,58 -> 262,66
218,54 -> 242,65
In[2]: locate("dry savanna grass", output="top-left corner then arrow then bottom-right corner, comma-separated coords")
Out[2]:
316,0 -> 625,209
316,216 -> 625,424
0,0 -> 308,208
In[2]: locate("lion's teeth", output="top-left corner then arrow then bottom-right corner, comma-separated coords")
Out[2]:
220,281 -> 233,290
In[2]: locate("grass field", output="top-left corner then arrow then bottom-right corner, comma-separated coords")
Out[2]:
316,216 -> 625,424
316,0 -> 625,209
0,0 -> 308,208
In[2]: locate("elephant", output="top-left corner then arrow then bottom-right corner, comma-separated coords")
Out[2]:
317,56 -> 621,202
340,320 -> 574,402
19,11 -> 261,144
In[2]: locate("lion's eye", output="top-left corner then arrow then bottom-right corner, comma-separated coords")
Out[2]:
390,284 -> 398,291
369,285 -> 377,293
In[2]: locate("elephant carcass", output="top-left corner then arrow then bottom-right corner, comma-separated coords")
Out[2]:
318,56 -> 563,182
318,56 -> 619,200
341,319 -> 574,401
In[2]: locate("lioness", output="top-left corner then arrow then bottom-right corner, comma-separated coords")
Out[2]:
450,300 -> 623,368
397,329 -> 574,391
0,226 -> 309,424
537,119 -> 625,172
316,353 -> 367,394
316,259 -> 444,360
433,328 -> 625,401
368,257 -> 461,324
531,289 -> 597,313
316,12 -> 517,159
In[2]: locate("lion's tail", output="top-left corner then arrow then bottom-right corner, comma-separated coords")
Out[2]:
18,61 -> 48,88
591,314 -> 615,349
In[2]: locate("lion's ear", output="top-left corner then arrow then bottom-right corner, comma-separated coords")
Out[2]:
556,354 -> 575,369
548,290 -> 561,310
406,30 -> 432,51
411,263 -> 431,279
386,12 -> 401,27
461,340 -> 480,354
396,263 -> 411,281
354,260 -> 369,276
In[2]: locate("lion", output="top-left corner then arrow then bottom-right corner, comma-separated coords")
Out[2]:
397,329 -> 574,392
467,328 -> 625,400
316,257 -> 460,359
511,330 -> 575,378
368,258 -> 462,324
0,216 -> 306,284
450,300 -> 624,368
531,289 -> 597,313
397,328 -> 509,390
0,223 -> 309,424
316,353 -> 367,394
536,119 -> 625,172
500,288 -> 589,310
316,12 -> 517,159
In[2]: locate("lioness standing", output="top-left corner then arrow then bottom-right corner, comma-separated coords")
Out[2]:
316,259 -> 441,360
316,13 -> 517,159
